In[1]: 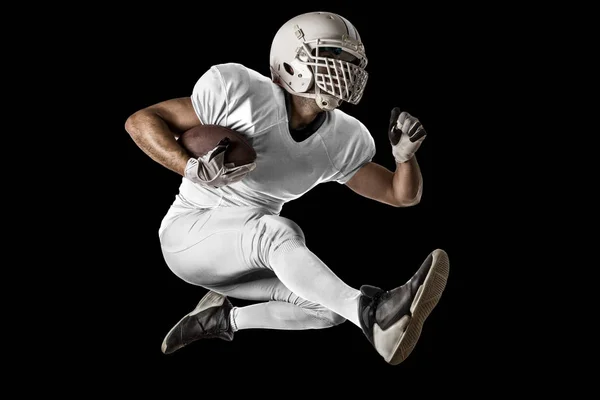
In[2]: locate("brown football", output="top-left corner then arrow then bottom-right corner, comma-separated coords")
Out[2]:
178,124 -> 257,166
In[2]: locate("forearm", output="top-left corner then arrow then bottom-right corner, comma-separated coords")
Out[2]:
125,111 -> 190,176
392,156 -> 422,206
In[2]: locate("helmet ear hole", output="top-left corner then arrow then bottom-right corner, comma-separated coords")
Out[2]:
283,63 -> 294,76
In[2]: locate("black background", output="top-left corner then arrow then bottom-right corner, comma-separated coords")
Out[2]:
79,1 -> 518,395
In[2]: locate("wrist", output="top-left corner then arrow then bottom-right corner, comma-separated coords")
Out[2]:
392,147 -> 412,164
395,155 -> 417,166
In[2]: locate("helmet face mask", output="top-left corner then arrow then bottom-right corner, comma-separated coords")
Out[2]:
270,12 -> 369,111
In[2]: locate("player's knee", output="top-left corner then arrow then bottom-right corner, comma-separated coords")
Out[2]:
260,215 -> 306,247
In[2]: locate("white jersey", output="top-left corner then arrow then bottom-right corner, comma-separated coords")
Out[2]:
178,63 -> 376,215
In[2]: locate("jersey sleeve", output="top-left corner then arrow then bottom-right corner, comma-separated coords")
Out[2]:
190,66 -> 229,126
332,124 -> 377,184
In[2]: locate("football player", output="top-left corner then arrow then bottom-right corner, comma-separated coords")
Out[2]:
125,11 -> 449,365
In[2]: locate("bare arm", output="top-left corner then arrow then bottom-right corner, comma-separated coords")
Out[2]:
345,157 -> 422,207
124,97 -> 200,176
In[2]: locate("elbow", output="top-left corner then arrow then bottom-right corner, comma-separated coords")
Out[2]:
124,111 -> 142,137
406,193 -> 422,207
391,188 -> 422,208
125,110 -> 157,140
392,196 -> 421,208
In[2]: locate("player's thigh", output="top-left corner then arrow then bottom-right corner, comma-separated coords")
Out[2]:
160,206 -> 263,286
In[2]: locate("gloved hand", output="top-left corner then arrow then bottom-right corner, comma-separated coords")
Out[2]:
184,138 -> 256,188
388,107 -> 427,163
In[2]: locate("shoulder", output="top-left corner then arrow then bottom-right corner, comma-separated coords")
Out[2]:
192,63 -> 272,96
194,63 -> 284,132
210,63 -> 272,94
323,109 -> 376,152
318,110 -> 377,184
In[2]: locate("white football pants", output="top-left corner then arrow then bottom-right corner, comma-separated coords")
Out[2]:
158,195 -> 362,331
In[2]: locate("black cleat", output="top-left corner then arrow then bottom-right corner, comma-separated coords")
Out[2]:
161,291 -> 234,355
358,249 -> 450,365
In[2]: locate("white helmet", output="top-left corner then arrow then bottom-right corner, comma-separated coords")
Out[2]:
269,11 -> 368,111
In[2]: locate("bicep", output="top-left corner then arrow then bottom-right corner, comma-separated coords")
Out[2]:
145,97 -> 201,135
345,162 -> 398,207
